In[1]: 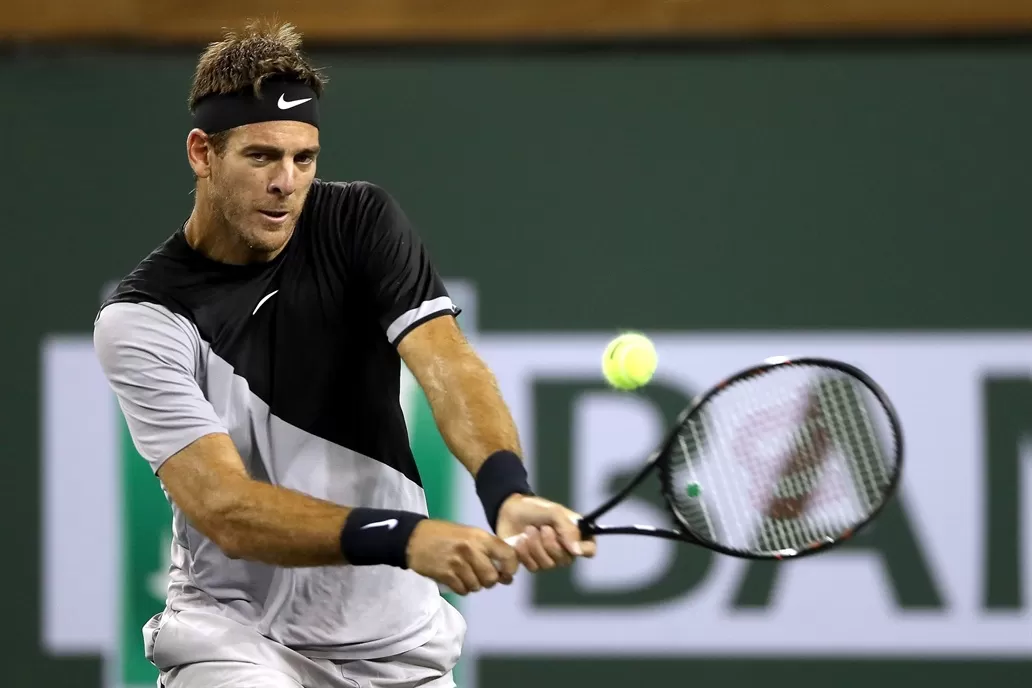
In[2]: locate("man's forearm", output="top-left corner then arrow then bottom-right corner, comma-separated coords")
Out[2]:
419,351 -> 523,477
210,480 -> 352,567
160,434 -> 427,570
396,317 -> 531,532
202,479 -> 426,570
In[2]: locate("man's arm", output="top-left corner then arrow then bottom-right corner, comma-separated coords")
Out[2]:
158,433 -> 515,593
94,301 -> 516,591
156,433 -> 351,566
348,182 -> 596,568
398,316 -> 597,568
158,433 -> 514,593
396,316 -> 520,477
345,184 -> 521,478
93,302 -> 366,567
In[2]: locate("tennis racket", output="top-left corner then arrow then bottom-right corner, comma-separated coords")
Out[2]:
506,356 -> 903,560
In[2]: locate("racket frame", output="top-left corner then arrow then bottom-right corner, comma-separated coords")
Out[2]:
576,356 -> 905,560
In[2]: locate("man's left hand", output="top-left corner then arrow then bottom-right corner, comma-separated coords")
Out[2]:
494,494 -> 597,572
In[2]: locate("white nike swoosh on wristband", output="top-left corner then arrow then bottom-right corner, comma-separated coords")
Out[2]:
360,518 -> 399,531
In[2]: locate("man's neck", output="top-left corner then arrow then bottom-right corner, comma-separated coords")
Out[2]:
184,194 -> 282,266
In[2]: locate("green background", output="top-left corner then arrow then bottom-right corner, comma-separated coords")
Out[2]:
6,39 -> 1032,686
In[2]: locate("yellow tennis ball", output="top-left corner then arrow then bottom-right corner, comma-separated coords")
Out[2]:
602,332 -> 658,390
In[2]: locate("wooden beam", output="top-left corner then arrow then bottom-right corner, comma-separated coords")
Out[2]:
6,0 -> 1032,43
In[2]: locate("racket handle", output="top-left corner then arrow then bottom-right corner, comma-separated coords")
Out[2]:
501,513 -> 584,548
498,514 -> 588,555
489,534 -> 524,571
503,533 -> 526,547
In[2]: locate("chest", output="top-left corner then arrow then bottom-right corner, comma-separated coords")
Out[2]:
194,264 -> 381,411
186,246 -> 408,467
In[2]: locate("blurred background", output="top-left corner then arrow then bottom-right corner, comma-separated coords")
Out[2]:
6,1 -> 1032,687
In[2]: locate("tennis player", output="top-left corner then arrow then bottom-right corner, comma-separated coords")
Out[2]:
93,20 -> 596,688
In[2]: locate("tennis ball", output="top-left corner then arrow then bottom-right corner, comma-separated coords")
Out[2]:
602,332 -> 658,391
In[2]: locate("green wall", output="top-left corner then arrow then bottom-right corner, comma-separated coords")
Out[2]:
5,40 -> 1032,686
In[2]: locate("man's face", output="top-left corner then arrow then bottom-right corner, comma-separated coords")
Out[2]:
207,121 -> 320,255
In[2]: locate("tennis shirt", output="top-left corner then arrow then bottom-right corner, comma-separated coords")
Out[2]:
93,179 -> 460,663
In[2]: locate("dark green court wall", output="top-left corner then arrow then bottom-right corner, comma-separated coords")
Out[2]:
3,41 -> 1031,686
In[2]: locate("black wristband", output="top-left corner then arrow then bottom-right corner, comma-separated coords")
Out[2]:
339,508 -> 427,569
475,450 -> 535,532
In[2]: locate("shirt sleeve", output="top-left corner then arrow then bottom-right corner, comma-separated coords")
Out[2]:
93,301 -> 228,474
352,183 -> 460,345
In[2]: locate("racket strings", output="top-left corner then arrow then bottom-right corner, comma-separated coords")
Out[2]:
760,373 -> 843,553
792,379 -> 856,545
767,373 -> 880,550
826,379 -> 878,514
843,381 -> 893,500
679,413 -> 752,547
664,364 -> 898,557
676,431 -> 719,541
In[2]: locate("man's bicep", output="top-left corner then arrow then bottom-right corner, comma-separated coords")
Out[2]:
94,302 -> 228,474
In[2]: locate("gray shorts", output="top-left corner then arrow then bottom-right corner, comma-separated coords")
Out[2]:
154,599 -> 466,688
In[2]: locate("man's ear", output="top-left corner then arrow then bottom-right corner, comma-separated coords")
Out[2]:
187,128 -> 215,179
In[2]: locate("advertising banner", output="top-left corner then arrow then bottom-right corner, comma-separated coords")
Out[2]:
40,291 -> 1032,686
462,333 -> 1032,657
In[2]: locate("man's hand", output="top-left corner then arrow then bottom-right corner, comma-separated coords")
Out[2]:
495,495 -> 598,572
406,520 -> 519,595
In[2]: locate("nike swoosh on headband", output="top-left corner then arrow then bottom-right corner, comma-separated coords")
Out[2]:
278,94 -> 313,110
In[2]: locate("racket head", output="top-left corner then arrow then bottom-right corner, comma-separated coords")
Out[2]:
656,356 -> 903,560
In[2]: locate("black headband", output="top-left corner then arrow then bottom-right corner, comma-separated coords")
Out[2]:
191,78 -> 320,135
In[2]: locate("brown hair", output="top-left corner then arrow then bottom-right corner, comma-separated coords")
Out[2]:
189,19 -> 327,153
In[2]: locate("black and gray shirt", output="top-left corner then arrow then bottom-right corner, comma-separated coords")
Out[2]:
94,179 -> 459,660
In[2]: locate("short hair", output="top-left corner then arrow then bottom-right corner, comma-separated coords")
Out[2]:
189,19 -> 327,153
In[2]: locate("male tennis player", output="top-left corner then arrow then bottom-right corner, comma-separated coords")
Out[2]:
93,20 -> 596,688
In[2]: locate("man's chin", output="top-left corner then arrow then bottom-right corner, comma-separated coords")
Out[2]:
242,221 -> 295,256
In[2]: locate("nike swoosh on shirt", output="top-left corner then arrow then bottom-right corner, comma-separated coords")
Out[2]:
278,94 -> 312,110
360,518 -> 399,531
252,290 -> 279,315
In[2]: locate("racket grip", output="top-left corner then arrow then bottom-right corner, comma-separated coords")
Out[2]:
490,534 -> 525,571
503,533 -> 526,547
498,514 -> 587,558
502,514 -> 585,548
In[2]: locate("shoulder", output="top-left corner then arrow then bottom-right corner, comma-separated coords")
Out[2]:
95,300 -> 192,337
306,178 -> 396,208
302,179 -> 404,231
94,301 -> 199,371
100,231 -> 197,322
299,180 -> 413,268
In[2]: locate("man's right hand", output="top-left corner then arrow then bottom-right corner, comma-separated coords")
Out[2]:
406,520 -> 518,595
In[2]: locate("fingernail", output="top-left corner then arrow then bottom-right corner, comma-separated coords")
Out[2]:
571,541 -> 583,556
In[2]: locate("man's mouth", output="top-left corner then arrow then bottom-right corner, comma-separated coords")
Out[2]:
258,210 -> 290,223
